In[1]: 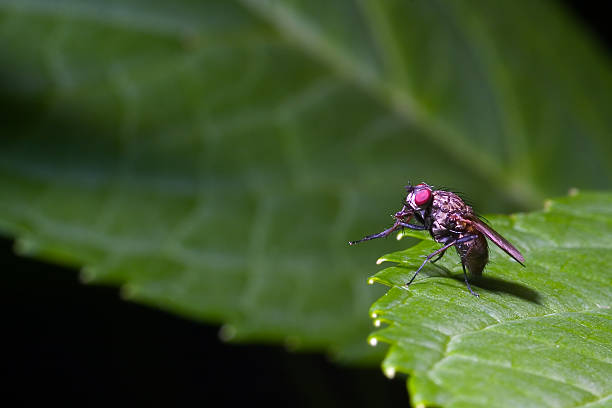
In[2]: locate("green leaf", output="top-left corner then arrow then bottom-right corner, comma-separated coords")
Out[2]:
369,192 -> 612,407
0,0 -> 611,365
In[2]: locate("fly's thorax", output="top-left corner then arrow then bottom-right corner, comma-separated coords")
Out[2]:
431,190 -> 471,214
428,191 -> 473,238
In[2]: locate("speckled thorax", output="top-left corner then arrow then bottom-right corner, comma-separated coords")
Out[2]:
426,191 -> 474,243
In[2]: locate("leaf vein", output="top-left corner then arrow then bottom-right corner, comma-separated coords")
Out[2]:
441,353 -> 598,399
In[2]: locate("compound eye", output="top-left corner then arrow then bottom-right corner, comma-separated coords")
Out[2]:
414,188 -> 432,206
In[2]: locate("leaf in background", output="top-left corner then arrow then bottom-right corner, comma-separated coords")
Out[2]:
369,192 -> 612,407
0,0 -> 611,364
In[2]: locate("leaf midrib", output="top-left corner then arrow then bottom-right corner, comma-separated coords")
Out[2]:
0,0 -> 543,208
239,0 -> 542,207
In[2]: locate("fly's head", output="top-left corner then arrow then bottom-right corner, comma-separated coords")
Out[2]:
348,181 -> 436,246
400,182 -> 434,220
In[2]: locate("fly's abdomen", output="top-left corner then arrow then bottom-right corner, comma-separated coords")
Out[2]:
456,234 -> 489,276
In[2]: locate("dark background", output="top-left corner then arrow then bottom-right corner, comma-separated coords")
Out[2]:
3,2 -> 609,407
2,237 -> 403,407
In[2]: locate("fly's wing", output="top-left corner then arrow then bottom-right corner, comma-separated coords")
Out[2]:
466,216 -> 525,265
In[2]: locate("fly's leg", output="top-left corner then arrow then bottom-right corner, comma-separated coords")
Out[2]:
348,223 -> 401,245
406,234 -> 479,287
430,236 -> 451,264
349,221 -> 425,245
462,262 -> 479,297
430,252 -> 445,264
397,222 -> 427,230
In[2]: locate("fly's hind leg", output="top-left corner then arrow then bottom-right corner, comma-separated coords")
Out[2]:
462,261 -> 479,297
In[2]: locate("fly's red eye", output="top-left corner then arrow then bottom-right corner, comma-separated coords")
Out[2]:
414,189 -> 432,206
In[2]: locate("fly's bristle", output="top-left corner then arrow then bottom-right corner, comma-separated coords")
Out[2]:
446,187 -> 475,208
475,213 -> 490,223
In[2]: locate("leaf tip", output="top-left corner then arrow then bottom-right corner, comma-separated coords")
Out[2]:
568,187 -> 579,196
374,319 -> 381,327
368,337 -> 378,347
120,284 -> 137,300
218,324 -> 237,342
543,199 -> 553,211
376,258 -> 385,265
79,267 -> 96,283
284,335 -> 301,351
368,278 -> 375,285
383,365 -> 396,379
14,237 -> 38,256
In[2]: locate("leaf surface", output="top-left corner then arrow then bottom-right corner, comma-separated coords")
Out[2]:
0,0 -> 611,364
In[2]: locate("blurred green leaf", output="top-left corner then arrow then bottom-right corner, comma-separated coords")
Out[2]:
0,0 -> 611,364
369,192 -> 612,407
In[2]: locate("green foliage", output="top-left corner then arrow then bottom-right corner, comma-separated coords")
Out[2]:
0,0 -> 611,369
369,192 -> 612,407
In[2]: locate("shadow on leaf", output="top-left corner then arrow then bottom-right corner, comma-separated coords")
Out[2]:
413,264 -> 542,304
470,275 -> 541,304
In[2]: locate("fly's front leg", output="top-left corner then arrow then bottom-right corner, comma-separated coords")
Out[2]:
349,213 -> 422,245
397,222 -> 427,231
348,222 -> 402,245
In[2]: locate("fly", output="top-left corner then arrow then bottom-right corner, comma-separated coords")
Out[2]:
349,182 -> 525,297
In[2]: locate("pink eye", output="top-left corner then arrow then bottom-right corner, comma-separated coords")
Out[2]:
414,188 -> 432,206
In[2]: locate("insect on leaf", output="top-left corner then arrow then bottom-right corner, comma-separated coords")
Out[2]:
369,192 -> 612,408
